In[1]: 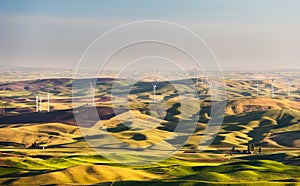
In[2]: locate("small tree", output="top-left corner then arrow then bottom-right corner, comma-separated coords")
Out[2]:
250,143 -> 255,151
231,146 -> 236,152
29,141 -> 37,149
258,147 -> 262,154
247,142 -> 255,152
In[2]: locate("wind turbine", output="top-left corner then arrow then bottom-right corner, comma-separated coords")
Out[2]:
200,73 -> 206,85
255,80 -> 259,97
151,69 -> 159,103
209,81 -> 218,101
194,69 -> 199,86
39,94 -> 43,112
36,95 -> 39,112
1,97 -> 7,115
4,97 -> 8,115
250,76 -> 259,97
204,74 -> 209,85
287,78 -> 291,97
47,93 -> 50,112
271,78 -> 275,99
90,82 -> 95,106
71,69 -> 74,79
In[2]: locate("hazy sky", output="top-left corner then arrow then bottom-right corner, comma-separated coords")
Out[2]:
0,0 -> 300,71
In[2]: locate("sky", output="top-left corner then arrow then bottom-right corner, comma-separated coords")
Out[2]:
0,0 -> 300,71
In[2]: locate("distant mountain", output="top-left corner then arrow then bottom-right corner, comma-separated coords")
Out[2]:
0,65 -> 72,71
274,68 -> 300,72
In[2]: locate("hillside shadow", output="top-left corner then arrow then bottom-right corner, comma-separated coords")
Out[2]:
0,107 -> 126,128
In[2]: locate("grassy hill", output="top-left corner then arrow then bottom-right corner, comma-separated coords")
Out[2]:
1,153 -> 300,185
0,78 -> 300,185
1,97 -> 299,151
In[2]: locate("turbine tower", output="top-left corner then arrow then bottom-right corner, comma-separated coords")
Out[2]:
47,93 -> 50,112
287,78 -> 291,97
255,80 -> 259,97
271,78 -> 275,99
204,74 -> 209,85
90,82 -> 95,106
194,69 -> 199,86
151,69 -> 159,103
36,95 -> 39,112
71,69 -> 74,79
209,81 -> 217,101
1,96 -> 7,115
39,95 -> 43,112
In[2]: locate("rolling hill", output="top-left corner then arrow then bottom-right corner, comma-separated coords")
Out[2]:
0,77 -> 300,185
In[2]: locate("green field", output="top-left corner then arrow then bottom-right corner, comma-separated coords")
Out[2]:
1,148 -> 300,185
